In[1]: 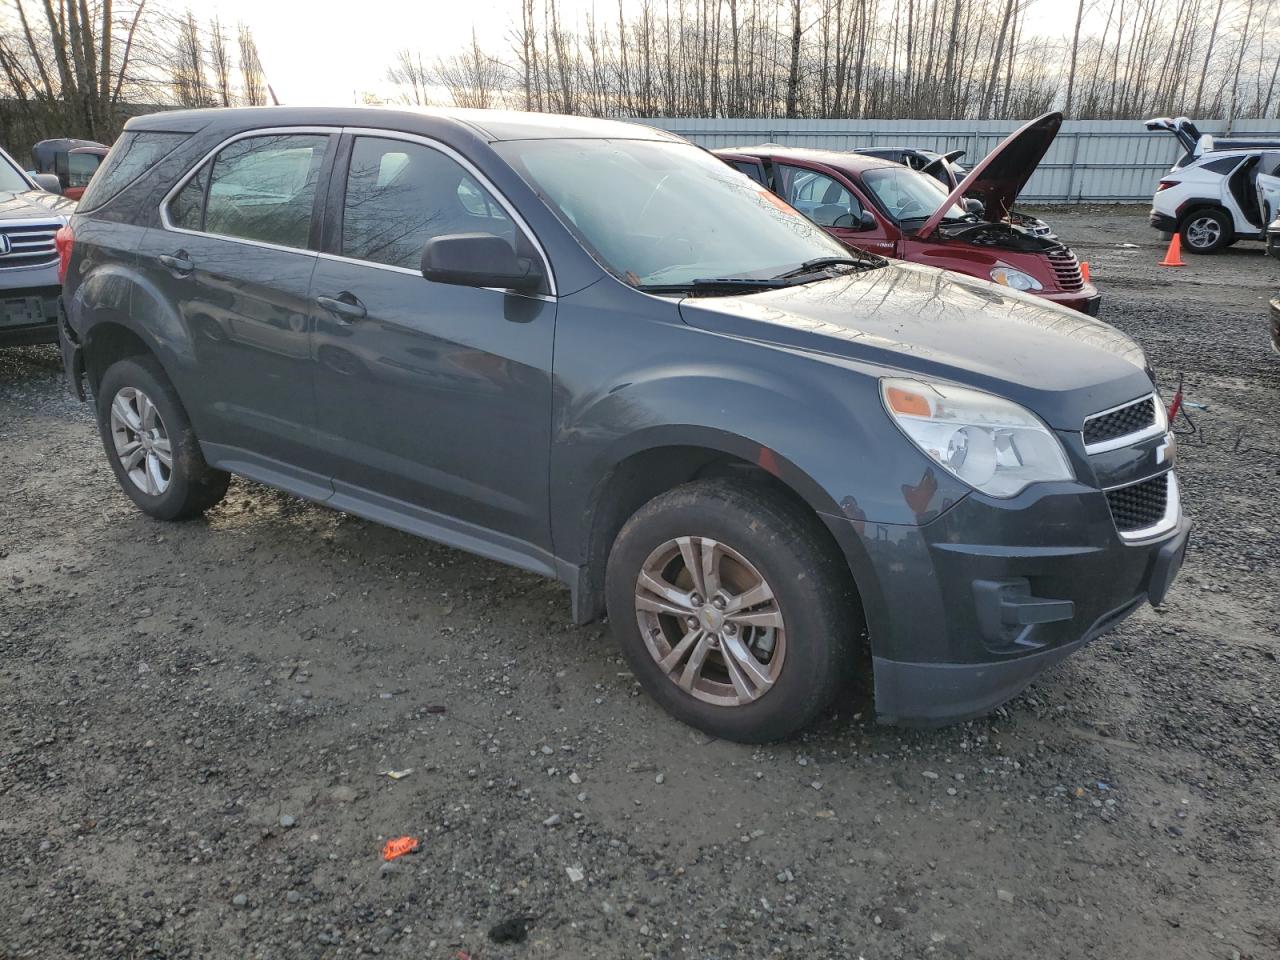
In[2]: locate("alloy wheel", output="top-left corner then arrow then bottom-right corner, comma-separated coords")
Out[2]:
1186,216 -> 1221,249
633,536 -> 786,707
109,386 -> 173,496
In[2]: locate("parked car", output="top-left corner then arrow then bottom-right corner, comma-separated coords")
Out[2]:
59,106 -> 1187,741
1268,208 -> 1280,353
1145,116 -> 1280,253
0,144 -> 75,347
716,113 -> 1097,314
854,145 -> 1055,239
30,138 -> 110,201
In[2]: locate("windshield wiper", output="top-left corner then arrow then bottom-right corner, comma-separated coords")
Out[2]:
638,277 -> 795,294
772,255 -> 878,280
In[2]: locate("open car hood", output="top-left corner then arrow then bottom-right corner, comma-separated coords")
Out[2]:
920,150 -> 967,189
915,112 -> 1061,239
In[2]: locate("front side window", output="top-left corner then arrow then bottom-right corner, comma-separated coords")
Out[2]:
777,165 -> 862,227
189,133 -> 329,249
494,138 -> 849,288
862,166 -> 965,224
341,137 -> 515,270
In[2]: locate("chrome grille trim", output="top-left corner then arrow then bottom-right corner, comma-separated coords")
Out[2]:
0,219 -> 61,270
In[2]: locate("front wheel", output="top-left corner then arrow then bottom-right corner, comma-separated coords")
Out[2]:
1180,209 -> 1232,253
605,479 -> 857,742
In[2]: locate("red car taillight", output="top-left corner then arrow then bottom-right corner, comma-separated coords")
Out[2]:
1156,180 -> 1177,191
55,225 -> 74,284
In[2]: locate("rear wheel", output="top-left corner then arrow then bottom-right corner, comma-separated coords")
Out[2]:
96,356 -> 229,520
1180,209 -> 1232,253
605,478 -> 857,742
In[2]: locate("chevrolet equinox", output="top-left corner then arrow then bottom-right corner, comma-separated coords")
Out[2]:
58,107 -> 1191,742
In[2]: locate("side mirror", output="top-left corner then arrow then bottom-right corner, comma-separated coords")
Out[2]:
963,197 -> 985,216
421,233 -> 543,293
32,173 -> 63,195
857,209 -> 877,231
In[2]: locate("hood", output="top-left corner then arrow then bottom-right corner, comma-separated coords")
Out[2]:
678,261 -> 1151,431
0,188 -> 75,221
916,112 -> 1061,239
920,150 -> 967,190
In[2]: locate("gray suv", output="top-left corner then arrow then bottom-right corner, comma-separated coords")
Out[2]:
0,145 -> 73,347
59,107 -> 1190,742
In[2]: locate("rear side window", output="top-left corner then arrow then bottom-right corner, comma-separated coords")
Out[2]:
340,136 -> 515,270
729,160 -> 766,185
1201,155 -> 1242,174
170,134 -> 330,250
77,131 -> 188,209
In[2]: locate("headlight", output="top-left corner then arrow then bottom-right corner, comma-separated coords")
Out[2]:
989,266 -> 1043,291
881,378 -> 1073,497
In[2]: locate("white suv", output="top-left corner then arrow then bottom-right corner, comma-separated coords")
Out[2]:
1146,117 -> 1280,253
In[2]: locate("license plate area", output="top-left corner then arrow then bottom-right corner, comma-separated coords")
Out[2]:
1,296 -> 48,329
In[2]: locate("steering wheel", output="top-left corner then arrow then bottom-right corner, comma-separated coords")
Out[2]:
896,196 -> 926,218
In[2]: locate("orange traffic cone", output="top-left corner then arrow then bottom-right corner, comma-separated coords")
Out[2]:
1160,234 -> 1184,267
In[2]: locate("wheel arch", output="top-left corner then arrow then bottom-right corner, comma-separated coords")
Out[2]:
569,427 -> 861,626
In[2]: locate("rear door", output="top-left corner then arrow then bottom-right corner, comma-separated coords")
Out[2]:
306,131 -> 557,555
136,128 -> 336,486
773,162 -> 898,257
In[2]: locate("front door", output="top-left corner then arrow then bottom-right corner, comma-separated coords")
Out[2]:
135,130 -> 335,477
773,162 -> 899,258
307,133 -> 556,555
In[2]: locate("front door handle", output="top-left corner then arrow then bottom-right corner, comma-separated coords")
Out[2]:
316,293 -> 367,322
158,252 -> 194,277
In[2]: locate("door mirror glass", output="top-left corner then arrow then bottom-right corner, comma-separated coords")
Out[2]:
421,233 -> 543,292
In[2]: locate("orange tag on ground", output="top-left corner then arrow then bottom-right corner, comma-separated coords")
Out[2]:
382,836 -> 420,861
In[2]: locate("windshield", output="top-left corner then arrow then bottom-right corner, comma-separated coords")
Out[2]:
0,151 -> 31,192
863,166 -> 967,223
493,138 -> 851,288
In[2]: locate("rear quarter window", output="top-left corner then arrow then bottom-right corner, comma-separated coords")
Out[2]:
77,131 -> 189,209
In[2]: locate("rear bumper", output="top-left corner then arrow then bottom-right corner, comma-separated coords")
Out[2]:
0,284 -> 60,347
822,482 -> 1190,725
1038,283 -> 1101,316
1149,210 -> 1179,233
57,297 -> 87,400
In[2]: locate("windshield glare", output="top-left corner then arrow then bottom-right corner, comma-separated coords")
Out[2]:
863,166 -> 966,222
0,152 -> 31,193
494,138 -> 850,287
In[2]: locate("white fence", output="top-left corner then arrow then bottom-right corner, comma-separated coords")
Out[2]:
632,117 -> 1280,203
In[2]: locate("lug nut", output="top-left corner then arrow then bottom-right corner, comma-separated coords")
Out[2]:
690,593 -> 703,607
712,597 -> 725,610
686,616 -> 698,629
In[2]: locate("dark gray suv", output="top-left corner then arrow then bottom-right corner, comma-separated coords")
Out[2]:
59,107 -> 1190,742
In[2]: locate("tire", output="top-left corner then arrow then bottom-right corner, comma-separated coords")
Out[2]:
1180,208 -> 1232,253
605,478 -> 857,742
95,355 -> 230,520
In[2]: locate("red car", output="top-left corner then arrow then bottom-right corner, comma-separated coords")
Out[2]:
714,113 -> 1100,315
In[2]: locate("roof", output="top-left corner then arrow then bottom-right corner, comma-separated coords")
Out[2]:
125,105 -> 684,143
714,144 -> 902,174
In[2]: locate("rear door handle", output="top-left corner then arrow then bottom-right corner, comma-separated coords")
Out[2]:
158,252 -> 194,277
316,293 -> 367,322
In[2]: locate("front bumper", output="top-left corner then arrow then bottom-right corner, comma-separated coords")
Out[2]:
1038,282 -> 1101,316
822,479 -> 1190,725
1270,296 -> 1280,354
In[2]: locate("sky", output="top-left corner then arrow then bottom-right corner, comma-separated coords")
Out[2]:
199,0 -> 562,105
200,0 -> 1082,107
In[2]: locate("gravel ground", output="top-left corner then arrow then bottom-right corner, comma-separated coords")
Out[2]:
2,208 -> 1277,960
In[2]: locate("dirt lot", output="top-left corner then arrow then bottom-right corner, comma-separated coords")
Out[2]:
2,208 -> 1278,960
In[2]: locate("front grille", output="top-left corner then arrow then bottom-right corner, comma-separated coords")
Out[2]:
1046,246 -> 1084,291
0,221 -> 60,270
1106,473 -> 1168,532
1084,396 -> 1156,447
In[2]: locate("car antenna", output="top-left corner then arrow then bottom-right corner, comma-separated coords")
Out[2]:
268,84 -> 281,106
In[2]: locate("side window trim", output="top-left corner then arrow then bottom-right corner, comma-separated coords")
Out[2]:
319,126 -> 557,297
158,126 -> 341,255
